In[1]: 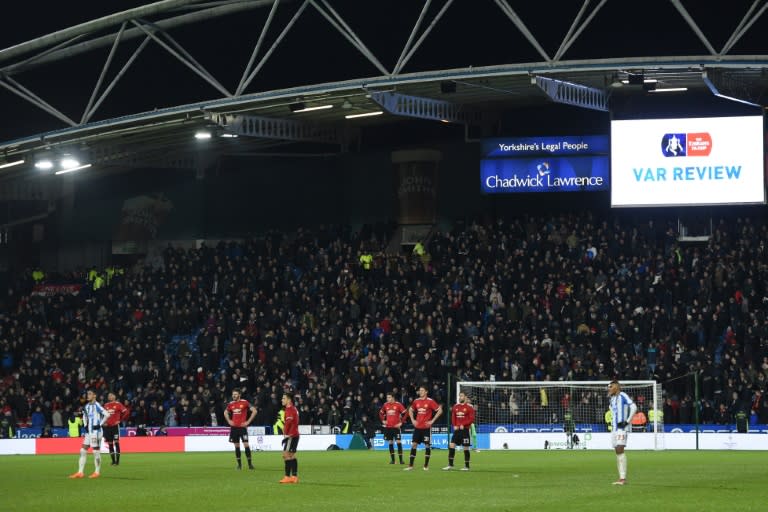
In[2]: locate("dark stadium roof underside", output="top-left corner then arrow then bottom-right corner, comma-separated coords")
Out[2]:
0,0 -> 767,181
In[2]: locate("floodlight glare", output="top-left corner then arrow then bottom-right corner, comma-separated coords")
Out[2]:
60,157 -> 81,169
55,163 -> 92,175
0,159 -> 25,169
292,104 -> 333,113
195,130 -> 212,140
35,159 -> 54,170
345,111 -> 384,119
648,87 -> 688,93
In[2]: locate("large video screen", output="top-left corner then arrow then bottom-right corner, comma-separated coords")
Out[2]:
611,115 -> 765,207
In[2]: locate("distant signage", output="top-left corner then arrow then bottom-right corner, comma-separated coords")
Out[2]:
482,135 -> 609,158
481,135 -> 609,194
474,423 -> 768,434
480,156 -> 609,193
372,433 -> 449,450
31,284 -> 82,296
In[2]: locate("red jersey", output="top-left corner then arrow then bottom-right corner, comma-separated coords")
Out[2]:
451,403 -> 475,428
103,401 -> 129,427
379,401 -> 406,428
226,399 -> 253,427
410,397 -> 440,429
283,404 -> 300,438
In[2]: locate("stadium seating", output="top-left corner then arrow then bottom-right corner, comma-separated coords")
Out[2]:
1,213 -> 767,431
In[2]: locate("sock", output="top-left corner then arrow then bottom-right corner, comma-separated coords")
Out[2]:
291,458 -> 298,476
397,443 -> 403,462
284,460 -> 290,476
617,453 -> 627,479
409,447 -> 416,466
94,451 -> 102,474
245,446 -> 252,464
235,446 -> 241,465
448,447 -> 455,466
464,448 -> 471,468
389,444 -> 395,462
108,443 -> 115,463
424,446 -> 431,467
78,448 -> 87,473
115,441 -> 121,464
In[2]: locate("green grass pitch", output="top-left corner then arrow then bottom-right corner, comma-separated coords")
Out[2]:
2,450 -> 766,512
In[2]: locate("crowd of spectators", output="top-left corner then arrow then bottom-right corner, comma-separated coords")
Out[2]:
2,212 -> 768,436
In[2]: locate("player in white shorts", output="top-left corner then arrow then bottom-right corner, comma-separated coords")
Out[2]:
69,389 -> 111,479
608,380 -> 636,486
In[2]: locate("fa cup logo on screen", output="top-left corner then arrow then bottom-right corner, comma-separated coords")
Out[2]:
661,132 -> 712,157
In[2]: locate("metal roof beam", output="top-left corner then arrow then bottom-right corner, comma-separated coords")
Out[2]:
311,0 -> 390,76
370,91 -> 482,124
0,0 -> 205,65
208,112 -> 340,143
81,23 -> 127,124
1,1 -> 278,75
82,36 -> 153,124
395,0 -> 454,75
0,76 -> 77,126
131,20 -> 232,97
237,0 -> 282,96
553,0 -> 608,62
494,0 -> 551,63
393,0 -> 431,76
240,0 -> 310,94
720,0 -> 768,55
533,76 -> 608,111
669,0 -> 718,56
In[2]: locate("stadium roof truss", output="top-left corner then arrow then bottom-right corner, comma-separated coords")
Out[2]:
0,0 -> 767,182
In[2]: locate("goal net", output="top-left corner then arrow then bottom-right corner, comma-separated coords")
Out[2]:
457,380 -> 664,450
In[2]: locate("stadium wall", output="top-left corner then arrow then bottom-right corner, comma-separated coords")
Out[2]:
1,433 -> 768,455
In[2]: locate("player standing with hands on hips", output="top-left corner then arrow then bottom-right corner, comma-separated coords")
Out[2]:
69,389 -> 111,479
404,385 -> 442,471
608,380 -> 636,485
443,391 -> 475,470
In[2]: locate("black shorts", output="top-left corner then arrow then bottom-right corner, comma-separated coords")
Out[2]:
383,427 -> 401,441
282,436 -> 299,453
411,428 -> 432,446
229,427 -> 249,443
450,427 -> 471,446
103,425 -> 120,442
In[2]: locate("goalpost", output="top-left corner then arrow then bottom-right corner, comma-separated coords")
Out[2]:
457,380 -> 664,450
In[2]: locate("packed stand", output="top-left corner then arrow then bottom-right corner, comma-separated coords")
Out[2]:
1,214 -> 768,437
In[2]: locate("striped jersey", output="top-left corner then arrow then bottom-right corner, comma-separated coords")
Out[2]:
83,401 -> 109,434
609,391 -> 635,431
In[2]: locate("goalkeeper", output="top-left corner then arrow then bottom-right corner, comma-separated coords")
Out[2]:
563,409 -> 576,449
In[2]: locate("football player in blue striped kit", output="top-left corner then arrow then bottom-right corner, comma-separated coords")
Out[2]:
608,380 -> 637,485
69,390 -> 111,479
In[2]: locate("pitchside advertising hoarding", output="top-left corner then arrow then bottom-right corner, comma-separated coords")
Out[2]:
480,135 -> 609,193
611,115 -> 766,207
